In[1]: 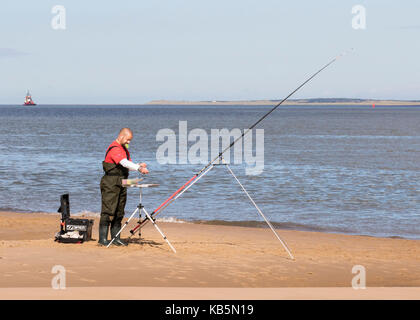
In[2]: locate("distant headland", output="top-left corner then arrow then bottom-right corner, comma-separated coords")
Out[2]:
146,98 -> 420,106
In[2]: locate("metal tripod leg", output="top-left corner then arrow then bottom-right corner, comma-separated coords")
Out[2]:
222,158 -> 295,260
137,210 -> 142,238
107,206 -> 140,248
142,207 -> 177,253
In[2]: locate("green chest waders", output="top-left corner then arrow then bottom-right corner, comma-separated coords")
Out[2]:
99,148 -> 130,246
100,161 -> 129,222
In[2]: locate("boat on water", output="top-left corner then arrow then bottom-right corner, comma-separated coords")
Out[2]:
23,90 -> 36,106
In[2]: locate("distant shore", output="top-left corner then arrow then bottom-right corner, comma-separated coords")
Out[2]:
147,98 -> 420,106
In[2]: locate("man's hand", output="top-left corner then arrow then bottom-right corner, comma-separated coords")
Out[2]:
138,162 -> 147,168
139,167 -> 149,175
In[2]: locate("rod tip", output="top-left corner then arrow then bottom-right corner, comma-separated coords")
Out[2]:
336,48 -> 355,60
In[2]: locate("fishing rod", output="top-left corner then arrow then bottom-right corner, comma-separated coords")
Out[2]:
129,50 -> 352,237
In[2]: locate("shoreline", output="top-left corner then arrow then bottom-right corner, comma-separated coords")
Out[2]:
1,210 -> 416,241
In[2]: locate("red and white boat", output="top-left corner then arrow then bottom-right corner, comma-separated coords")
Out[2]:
23,90 -> 36,106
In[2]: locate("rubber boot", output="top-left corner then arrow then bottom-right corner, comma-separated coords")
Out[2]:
110,224 -> 128,246
98,224 -> 110,246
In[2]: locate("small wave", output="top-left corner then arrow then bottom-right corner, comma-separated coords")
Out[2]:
72,210 -> 100,218
191,219 -> 353,234
156,216 -> 186,224
189,219 -> 417,239
0,207 -> 50,214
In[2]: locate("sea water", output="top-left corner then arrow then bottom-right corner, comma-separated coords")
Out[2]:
0,104 -> 419,239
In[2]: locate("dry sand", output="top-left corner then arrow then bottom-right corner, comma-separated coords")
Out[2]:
1,211 -> 419,299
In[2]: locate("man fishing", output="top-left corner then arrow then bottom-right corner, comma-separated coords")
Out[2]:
99,128 -> 149,246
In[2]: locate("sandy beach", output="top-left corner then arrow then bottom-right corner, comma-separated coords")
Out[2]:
1,211 -> 419,300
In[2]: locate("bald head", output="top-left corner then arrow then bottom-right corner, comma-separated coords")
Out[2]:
119,128 -> 132,137
116,128 -> 133,146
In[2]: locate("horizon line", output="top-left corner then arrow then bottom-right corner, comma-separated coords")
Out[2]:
2,97 -> 420,106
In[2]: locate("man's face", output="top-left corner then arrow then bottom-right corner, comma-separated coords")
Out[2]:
121,133 -> 133,146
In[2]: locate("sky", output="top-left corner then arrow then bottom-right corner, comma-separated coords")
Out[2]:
1,0 -> 419,104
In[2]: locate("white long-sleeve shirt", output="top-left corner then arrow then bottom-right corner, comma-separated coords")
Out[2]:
120,158 -> 140,171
